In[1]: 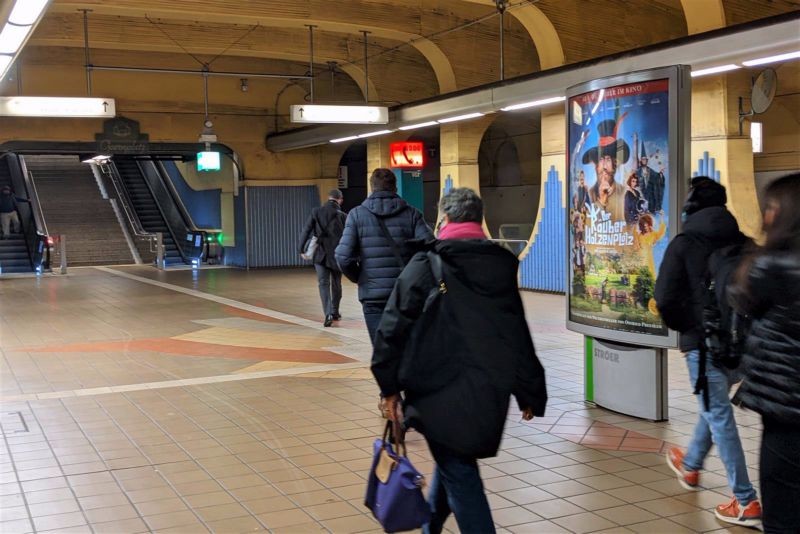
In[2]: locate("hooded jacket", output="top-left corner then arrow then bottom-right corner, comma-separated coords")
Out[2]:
654,206 -> 746,351
730,251 -> 800,425
334,191 -> 432,302
372,239 -> 547,458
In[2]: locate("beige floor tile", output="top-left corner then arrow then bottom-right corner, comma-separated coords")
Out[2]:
32,511 -> 87,532
507,519 -> 571,533
551,511 -> 618,533
635,496 -> 702,517
627,517 -> 695,533
538,480 -> 595,498
91,517 -> 150,534
670,510 -> 728,531
565,491 -> 627,511
28,498 -> 81,517
497,486 -> 556,505
525,499 -> 587,519
185,490 -> 237,508
257,508 -> 316,529
135,497 -> 189,516
143,510 -> 202,530
206,515 -> 266,533
242,495 -> 297,515
194,502 -> 251,522
319,514 -> 380,533
606,485 -> 668,503
83,504 -> 140,523
491,506 -> 543,527
594,504 -> 660,525
305,501 -> 362,521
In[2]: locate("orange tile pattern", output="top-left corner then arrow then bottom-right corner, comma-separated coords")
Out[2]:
18,338 -> 355,364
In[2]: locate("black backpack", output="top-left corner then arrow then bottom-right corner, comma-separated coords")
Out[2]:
690,237 -> 751,409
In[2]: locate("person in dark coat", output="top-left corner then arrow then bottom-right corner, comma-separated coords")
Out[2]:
372,188 -> 547,534
624,173 -> 646,225
334,168 -> 432,342
729,173 -> 800,533
298,189 -> 347,327
655,176 -> 761,528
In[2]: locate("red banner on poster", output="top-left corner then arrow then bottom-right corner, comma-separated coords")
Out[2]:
390,142 -> 425,168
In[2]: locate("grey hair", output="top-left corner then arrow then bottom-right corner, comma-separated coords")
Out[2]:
439,187 -> 483,223
328,189 -> 343,200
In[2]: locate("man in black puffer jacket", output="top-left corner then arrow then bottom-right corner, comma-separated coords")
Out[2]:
335,168 -> 432,343
655,177 -> 761,528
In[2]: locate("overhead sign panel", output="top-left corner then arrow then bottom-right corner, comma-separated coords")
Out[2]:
290,104 -> 388,124
0,97 -> 116,117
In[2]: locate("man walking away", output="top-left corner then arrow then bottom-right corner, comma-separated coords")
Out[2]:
298,189 -> 347,327
335,168 -> 432,343
655,176 -> 761,528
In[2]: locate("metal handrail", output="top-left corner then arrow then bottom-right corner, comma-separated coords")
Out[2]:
101,162 -> 155,240
18,157 -> 48,237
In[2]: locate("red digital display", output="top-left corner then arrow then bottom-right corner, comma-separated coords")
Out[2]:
390,142 -> 425,168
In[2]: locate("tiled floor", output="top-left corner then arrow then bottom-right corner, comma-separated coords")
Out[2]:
0,266 -> 762,533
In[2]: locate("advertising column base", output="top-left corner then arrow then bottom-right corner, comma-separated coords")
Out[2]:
584,336 -> 668,421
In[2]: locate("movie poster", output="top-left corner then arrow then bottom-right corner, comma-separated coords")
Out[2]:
567,79 -> 671,337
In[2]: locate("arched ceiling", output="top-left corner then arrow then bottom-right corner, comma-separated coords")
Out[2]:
14,0 -> 800,108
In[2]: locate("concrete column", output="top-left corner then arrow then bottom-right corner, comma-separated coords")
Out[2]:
691,75 -> 762,237
438,116 -> 495,193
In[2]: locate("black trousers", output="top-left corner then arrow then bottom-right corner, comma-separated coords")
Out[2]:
761,418 -> 800,533
314,264 -> 342,317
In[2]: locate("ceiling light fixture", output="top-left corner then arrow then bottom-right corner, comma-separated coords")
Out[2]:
501,96 -> 565,112
437,112 -> 485,124
691,64 -> 741,77
8,0 -> 50,26
357,129 -> 394,138
0,55 -> 12,74
330,135 -> 359,143
398,121 -> 439,131
742,50 -> 800,67
0,23 -> 30,55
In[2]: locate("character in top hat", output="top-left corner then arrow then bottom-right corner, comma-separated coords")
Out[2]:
636,142 -> 665,214
584,119 -> 629,222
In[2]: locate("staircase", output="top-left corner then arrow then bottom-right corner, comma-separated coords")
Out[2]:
0,159 -> 32,273
114,159 -> 183,264
25,155 -> 135,266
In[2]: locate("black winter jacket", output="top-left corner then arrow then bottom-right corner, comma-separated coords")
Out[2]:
655,206 -> 746,351
371,239 -> 547,459
298,200 -> 347,270
334,191 -> 432,302
730,251 -> 800,425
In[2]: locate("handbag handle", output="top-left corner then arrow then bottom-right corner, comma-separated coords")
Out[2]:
382,420 -> 406,457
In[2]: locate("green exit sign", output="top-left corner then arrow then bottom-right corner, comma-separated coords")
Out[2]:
197,151 -> 220,172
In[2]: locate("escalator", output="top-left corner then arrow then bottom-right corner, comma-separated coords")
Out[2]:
0,154 -> 48,274
0,157 -> 31,273
113,158 -> 203,265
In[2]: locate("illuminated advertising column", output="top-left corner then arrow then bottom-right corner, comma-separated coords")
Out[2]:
566,66 -> 691,420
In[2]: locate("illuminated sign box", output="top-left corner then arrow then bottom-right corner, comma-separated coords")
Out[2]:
0,97 -> 116,118
290,104 -> 389,124
197,151 -> 221,172
390,142 -> 425,168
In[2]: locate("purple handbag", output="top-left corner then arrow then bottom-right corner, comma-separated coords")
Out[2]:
365,421 -> 431,533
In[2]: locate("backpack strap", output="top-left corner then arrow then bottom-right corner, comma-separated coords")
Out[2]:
426,251 -> 447,296
370,211 -> 405,269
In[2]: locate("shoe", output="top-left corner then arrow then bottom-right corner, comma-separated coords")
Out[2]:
323,315 -> 333,327
714,497 -> 762,528
665,447 -> 700,491
332,313 -> 341,321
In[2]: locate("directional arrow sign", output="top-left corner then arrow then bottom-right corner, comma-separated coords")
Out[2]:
290,104 -> 388,124
0,97 -> 116,117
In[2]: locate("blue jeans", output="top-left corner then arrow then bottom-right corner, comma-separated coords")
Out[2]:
423,443 -> 495,534
684,350 -> 757,505
362,301 -> 386,346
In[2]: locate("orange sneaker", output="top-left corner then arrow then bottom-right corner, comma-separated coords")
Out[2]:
665,447 -> 700,491
714,497 -> 762,529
